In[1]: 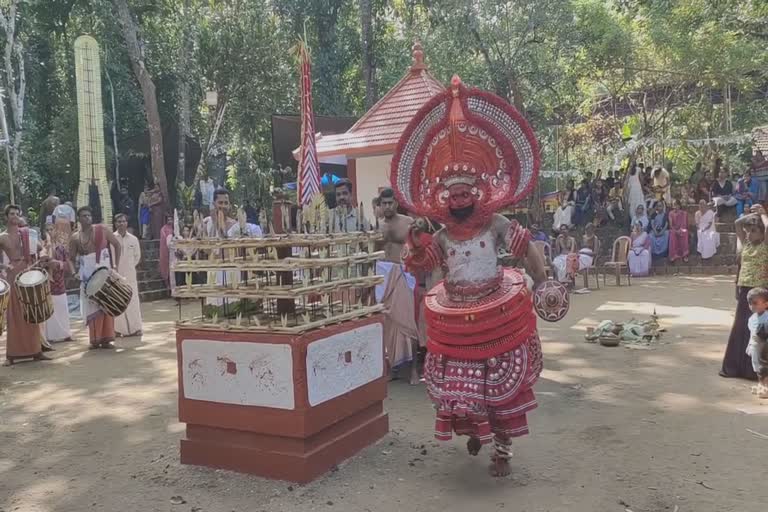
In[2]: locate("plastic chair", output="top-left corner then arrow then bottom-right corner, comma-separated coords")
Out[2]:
602,236 -> 631,286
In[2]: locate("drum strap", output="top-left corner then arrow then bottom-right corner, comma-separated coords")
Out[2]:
19,228 -> 31,265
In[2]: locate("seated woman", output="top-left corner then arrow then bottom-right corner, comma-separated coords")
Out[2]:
668,199 -> 689,263
631,204 -> 649,232
695,199 -> 720,260
552,224 -> 577,284
628,222 -> 651,277
648,201 -> 670,257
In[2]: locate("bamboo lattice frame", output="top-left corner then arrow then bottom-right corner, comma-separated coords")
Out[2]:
171,231 -> 385,333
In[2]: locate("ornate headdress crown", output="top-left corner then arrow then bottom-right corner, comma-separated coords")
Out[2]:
390,75 -> 539,224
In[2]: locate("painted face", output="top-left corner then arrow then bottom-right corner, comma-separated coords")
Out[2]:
116,215 -> 128,232
380,197 -> 397,219
447,183 -> 475,221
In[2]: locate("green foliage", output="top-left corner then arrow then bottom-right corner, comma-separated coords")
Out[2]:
3,0 -> 768,212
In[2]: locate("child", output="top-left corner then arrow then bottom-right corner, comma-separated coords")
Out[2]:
747,287 -> 768,398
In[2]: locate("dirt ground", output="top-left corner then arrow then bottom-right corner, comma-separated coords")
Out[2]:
1,275 -> 767,512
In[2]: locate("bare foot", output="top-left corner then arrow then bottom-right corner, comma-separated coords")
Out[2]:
89,344 -> 101,350
409,364 -> 420,385
489,456 -> 511,477
100,342 -> 115,349
33,353 -> 52,361
2,358 -> 13,366
467,437 -> 482,456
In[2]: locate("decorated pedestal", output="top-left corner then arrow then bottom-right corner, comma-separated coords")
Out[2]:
172,211 -> 389,483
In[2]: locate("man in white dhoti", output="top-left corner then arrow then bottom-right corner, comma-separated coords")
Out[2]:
114,214 -> 143,337
376,188 -> 421,385
202,188 -> 262,317
70,206 -> 122,349
625,164 -> 646,223
43,215 -> 74,343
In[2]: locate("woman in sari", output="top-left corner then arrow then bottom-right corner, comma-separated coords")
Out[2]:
648,201 -> 669,257
668,199 -> 689,263
628,222 -> 651,277
695,200 -> 720,260
720,205 -> 768,379
631,204 -> 649,232
552,224 -> 577,284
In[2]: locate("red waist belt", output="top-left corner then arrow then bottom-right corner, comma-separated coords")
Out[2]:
424,269 -> 537,359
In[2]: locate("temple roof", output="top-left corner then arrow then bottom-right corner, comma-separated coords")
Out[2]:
299,42 -> 444,163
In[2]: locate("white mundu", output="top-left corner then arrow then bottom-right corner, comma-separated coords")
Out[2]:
114,230 -> 143,336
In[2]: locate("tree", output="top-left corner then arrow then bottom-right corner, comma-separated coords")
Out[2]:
112,0 -> 170,210
360,0 -> 377,109
0,0 -> 27,203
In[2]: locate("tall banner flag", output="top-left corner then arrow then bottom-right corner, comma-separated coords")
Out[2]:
297,40 -> 321,206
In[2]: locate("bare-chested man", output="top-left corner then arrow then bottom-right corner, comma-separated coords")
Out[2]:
70,206 -> 122,349
375,188 -> 421,384
0,205 -> 50,365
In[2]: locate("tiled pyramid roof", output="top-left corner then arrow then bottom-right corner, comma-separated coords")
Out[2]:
313,42 -> 444,161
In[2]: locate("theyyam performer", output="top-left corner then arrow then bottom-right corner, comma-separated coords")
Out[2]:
393,76 -> 569,476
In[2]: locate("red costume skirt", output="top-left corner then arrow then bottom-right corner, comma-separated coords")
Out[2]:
424,333 -> 542,444
422,269 -> 542,444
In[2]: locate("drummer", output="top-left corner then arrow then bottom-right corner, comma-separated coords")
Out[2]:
69,206 -> 122,349
0,204 -> 49,366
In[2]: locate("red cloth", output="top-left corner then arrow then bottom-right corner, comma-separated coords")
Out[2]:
159,224 -> 173,281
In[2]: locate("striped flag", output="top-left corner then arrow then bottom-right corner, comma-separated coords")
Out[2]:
297,41 -> 321,206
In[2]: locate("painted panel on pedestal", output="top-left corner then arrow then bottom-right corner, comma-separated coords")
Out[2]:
182,339 -> 295,409
306,323 -> 383,406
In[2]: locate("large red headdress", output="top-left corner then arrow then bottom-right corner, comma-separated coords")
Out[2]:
390,76 -> 539,226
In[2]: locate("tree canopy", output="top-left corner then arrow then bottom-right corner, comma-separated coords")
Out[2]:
0,0 -> 766,210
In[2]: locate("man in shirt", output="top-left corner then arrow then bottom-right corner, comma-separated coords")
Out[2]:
333,179 -> 358,231
735,170 -> 760,217
607,180 -> 624,222
114,214 -> 143,337
711,169 -> 738,215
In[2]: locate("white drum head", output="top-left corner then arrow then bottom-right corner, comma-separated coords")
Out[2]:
0,279 -> 8,294
18,269 -> 46,287
86,267 -> 110,296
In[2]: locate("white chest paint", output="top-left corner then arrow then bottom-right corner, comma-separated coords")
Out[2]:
181,339 -> 295,410
306,323 -> 384,407
444,230 -> 500,285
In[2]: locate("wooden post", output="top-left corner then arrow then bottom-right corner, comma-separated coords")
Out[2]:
272,199 -> 295,315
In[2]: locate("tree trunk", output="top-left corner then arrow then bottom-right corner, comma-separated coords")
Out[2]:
360,0 -> 377,109
113,0 -> 170,211
0,0 -> 26,203
176,0 -> 192,193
